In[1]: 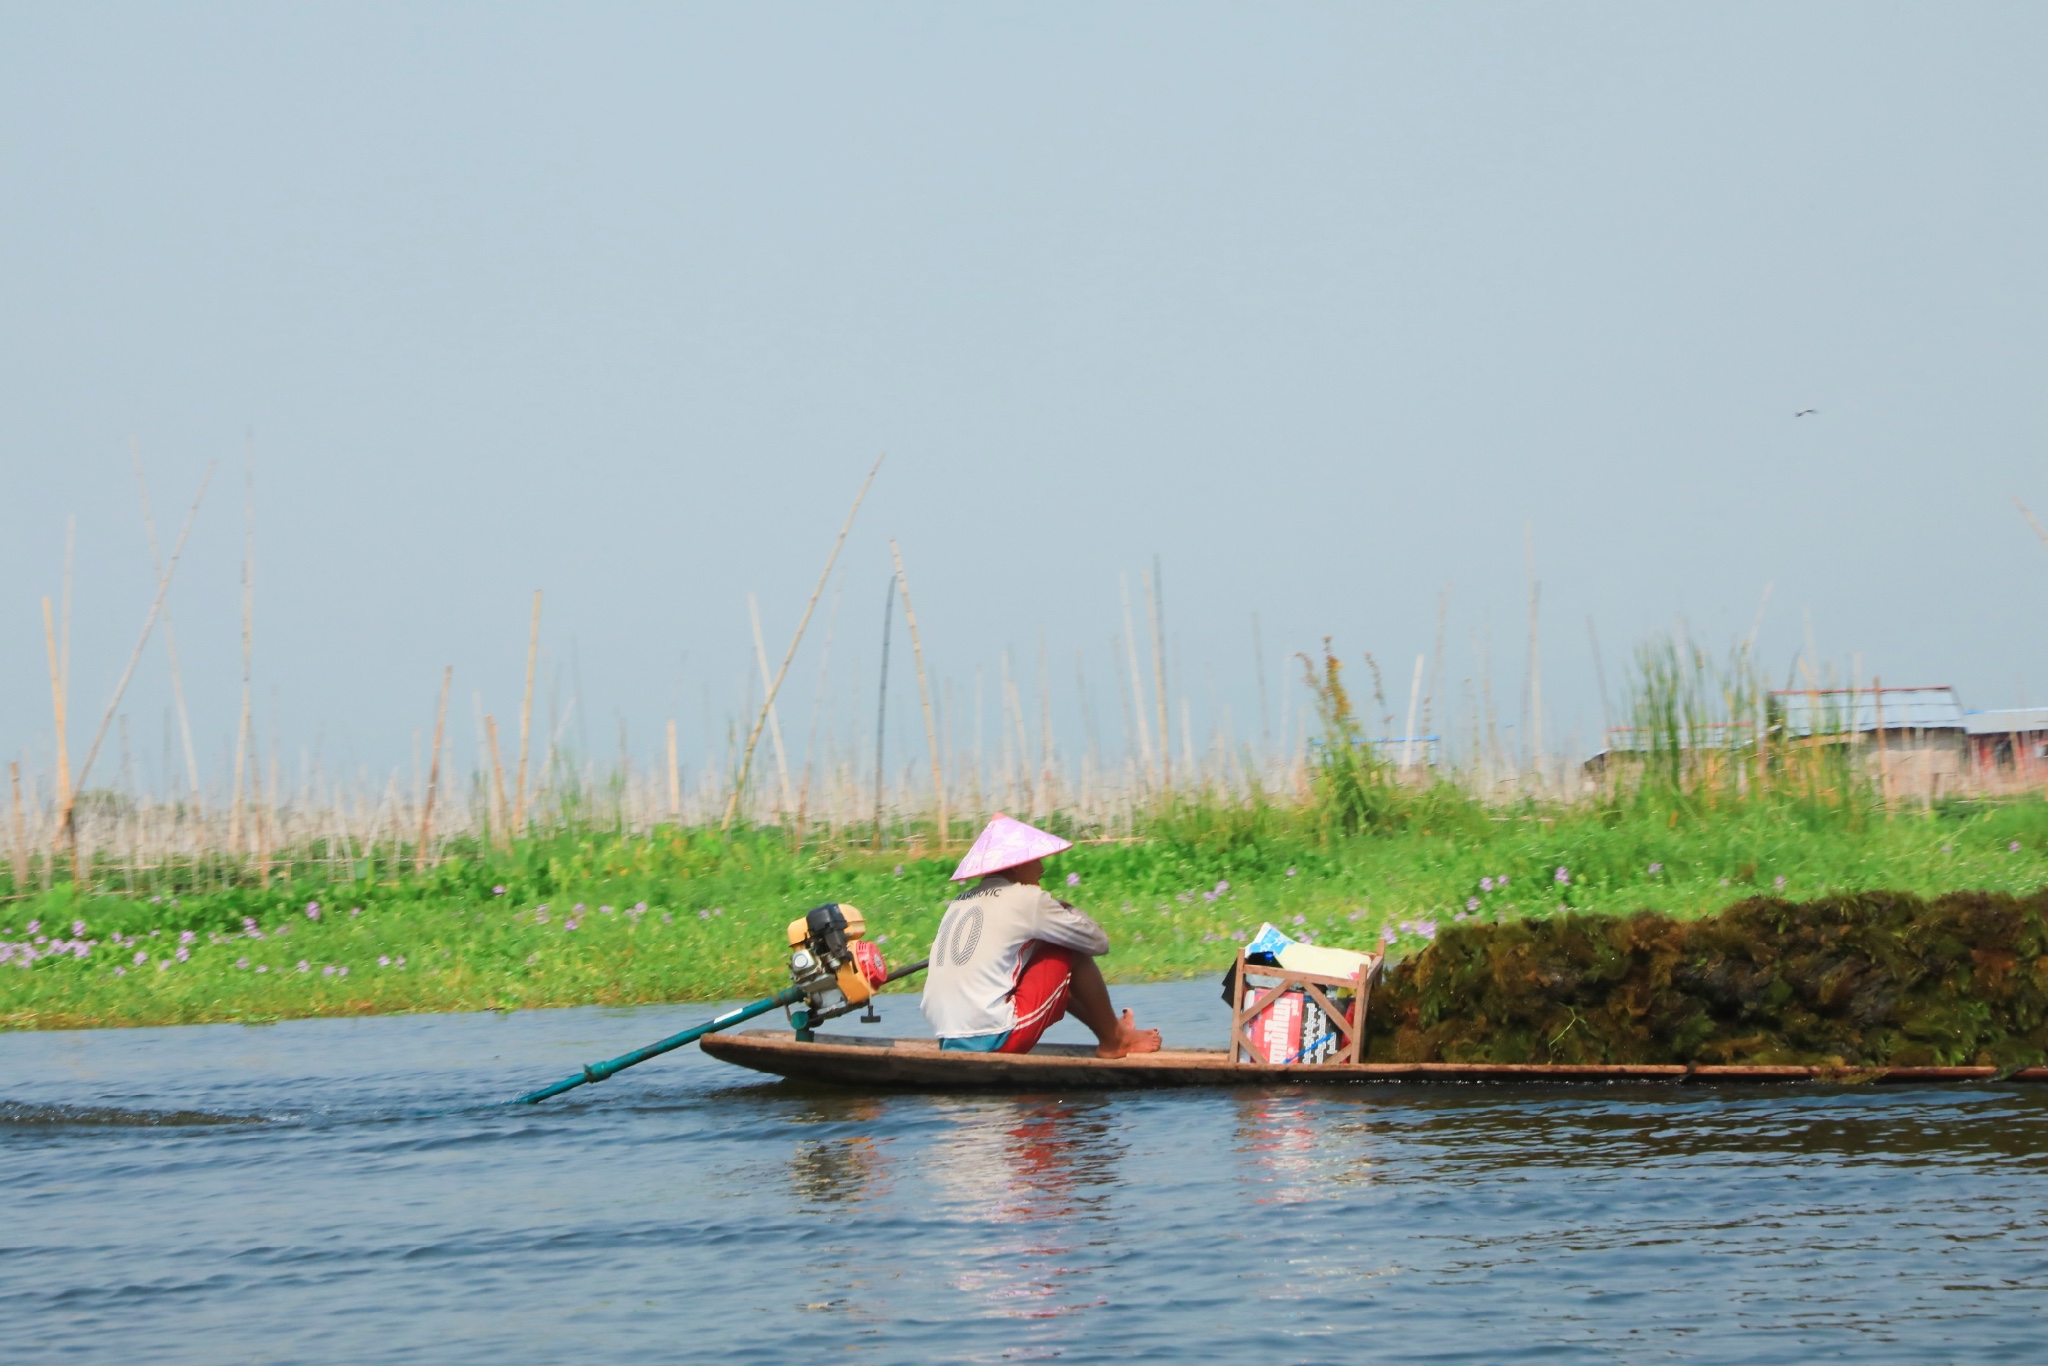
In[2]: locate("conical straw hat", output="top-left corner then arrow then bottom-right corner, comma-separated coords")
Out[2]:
950,813 -> 1074,882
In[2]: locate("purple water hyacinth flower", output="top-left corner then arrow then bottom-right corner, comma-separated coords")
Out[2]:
574,903 -> 586,913
1292,914 -> 1307,927
1499,875 -> 1510,888
1285,868 -> 1297,877
894,865 -> 904,877
114,966 -> 126,976
350,907 -> 361,917
1480,877 -> 1494,892
634,902 -> 647,914
713,907 -> 724,917
2012,841 -> 2022,853
1382,926 -> 1398,944
306,902 -> 320,920
180,930 -> 196,945
565,919 -> 579,931
297,961 -> 310,973
256,964 -> 268,973
1067,873 -> 1081,887
72,920 -> 85,935
133,951 -> 147,966
26,921 -> 38,934
395,956 -> 406,966
1418,921 -> 1437,940
662,913 -> 672,924
338,966 -> 348,977
379,956 -> 390,966
1942,844 -> 1954,853
1202,891 -> 1217,903
1467,897 -> 1481,912
236,958 -> 249,970
1554,867 -> 1570,885
150,896 -> 162,903
600,904 -> 614,914
1216,881 -> 1230,895
494,885 -> 507,896
243,917 -> 259,934
175,947 -> 189,963
535,909 -> 549,924
322,965 -> 336,977
1774,875 -> 1787,890
1649,863 -> 1663,875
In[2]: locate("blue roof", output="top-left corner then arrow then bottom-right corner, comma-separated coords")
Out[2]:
1963,708 -> 2048,736
1774,687 -> 1963,736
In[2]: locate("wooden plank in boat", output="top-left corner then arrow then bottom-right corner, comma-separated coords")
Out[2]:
698,1031 -> 2048,1089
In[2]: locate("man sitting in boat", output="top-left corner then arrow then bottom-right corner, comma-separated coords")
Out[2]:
922,814 -> 1163,1059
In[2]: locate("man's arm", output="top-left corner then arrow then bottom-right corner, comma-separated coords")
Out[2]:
1026,890 -> 1111,956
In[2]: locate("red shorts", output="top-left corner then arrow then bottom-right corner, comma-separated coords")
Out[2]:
997,941 -> 1082,1054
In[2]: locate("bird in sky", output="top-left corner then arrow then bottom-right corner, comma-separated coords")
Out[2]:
1794,408 -> 1818,417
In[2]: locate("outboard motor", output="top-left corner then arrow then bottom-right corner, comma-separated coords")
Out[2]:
785,903 -> 888,1040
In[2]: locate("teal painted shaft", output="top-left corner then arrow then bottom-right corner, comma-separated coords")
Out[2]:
514,985 -> 805,1104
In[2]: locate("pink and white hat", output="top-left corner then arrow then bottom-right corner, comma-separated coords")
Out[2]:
950,814 -> 1074,882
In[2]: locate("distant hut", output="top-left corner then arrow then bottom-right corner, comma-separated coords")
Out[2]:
1963,708 -> 2048,792
1774,685 -> 1967,802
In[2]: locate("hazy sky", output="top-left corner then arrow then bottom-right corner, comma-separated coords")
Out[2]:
4,3 -> 2046,798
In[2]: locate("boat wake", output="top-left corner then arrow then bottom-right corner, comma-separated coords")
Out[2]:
0,1100 -> 267,1128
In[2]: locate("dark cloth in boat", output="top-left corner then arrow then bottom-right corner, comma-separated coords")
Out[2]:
923,875 -> 1109,1047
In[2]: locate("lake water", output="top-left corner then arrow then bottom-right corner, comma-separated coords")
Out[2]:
5,979 -> 2047,1362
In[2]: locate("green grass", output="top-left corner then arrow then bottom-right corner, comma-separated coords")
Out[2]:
8,791 -> 2048,1031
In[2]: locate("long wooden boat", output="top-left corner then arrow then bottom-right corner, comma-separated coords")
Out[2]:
699,1030 -> 2048,1090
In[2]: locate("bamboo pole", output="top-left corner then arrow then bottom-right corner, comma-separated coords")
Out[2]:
667,719 -> 681,819
230,456 -> 255,855
485,714 -> 511,850
416,667 -> 452,870
1147,558 -> 1170,792
8,761 -> 28,895
1875,676 -> 1890,812
1525,525 -> 1543,790
794,566 -> 849,850
1401,653 -> 1424,772
890,539 -> 946,850
747,593 -> 795,819
133,441 -> 203,812
1423,585 -> 1450,754
723,453 -> 883,832
41,597 -> 69,854
63,464 -> 212,885
514,589 -> 541,837
259,747 -> 276,886
872,573 -> 894,848
1119,579 -> 1154,787
69,464 -> 213,802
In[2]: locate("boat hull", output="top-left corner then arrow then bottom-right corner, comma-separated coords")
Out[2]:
698,1030 -> 2048,1090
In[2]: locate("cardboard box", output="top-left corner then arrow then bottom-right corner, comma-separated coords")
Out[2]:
1244,986 -> 1305,1065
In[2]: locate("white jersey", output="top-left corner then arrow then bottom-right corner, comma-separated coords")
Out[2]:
919,875 -> 1111,1039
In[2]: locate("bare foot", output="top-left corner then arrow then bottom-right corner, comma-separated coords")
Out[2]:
1096,1008 -> 1163,1058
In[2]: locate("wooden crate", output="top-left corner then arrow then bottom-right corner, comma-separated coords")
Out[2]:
1228,948 -> 1384,1066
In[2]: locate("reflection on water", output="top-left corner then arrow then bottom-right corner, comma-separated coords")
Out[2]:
926,1098 -> 1125,1337
788,1097 -> 894,1210
6,983 -> 2048,1362
1231,1091 -> 1377,1204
